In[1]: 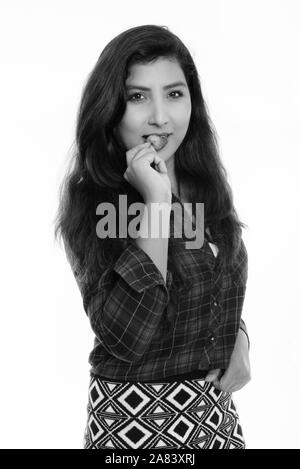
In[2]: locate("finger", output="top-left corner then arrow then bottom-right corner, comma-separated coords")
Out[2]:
126,142 -> 151,166
152,155 -> 168,174
130,149 -> 161,170
223,385 -> 239,393
204,369 -> 221,382
219,375 -> 239,393
218,370 -> 232,390
123,170 -> 129,182
133,147 -> 157,164
211,378 -> 234,393
227,385 -> 240,393
228,380 -> 250,393
211,378 -> 222,390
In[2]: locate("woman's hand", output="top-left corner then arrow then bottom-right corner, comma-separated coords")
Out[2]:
205,329 -> 251,393
123,142 -> 171,203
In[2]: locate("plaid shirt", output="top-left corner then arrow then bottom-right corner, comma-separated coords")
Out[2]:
67,194 -> 249,382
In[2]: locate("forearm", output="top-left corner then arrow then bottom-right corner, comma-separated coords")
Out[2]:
134,200 -> 171,283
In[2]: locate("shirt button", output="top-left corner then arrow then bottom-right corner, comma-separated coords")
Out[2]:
208,331 -> 216,342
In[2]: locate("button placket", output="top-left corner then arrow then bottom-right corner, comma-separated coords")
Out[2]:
207,264 -> 223,346
207,297 -> 221,344
211,297 -> 220,313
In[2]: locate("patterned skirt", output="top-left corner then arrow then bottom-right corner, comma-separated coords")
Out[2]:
83,372 -> 245,449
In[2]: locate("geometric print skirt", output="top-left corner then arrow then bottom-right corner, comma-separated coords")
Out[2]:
83,374 -> 245,449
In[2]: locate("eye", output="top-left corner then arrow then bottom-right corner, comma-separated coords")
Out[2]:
169,90 -> 184,99
127,93 -> 145,102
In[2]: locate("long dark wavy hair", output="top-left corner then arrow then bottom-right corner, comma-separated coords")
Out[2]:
54,24 -> 247,304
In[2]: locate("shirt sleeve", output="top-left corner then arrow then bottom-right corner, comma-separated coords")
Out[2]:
235,237 -> 250,349
83,241 -> 172,363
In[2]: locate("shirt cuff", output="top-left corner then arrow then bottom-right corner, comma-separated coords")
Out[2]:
113,241 -> 173,293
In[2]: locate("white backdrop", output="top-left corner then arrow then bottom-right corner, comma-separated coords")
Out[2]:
1,0 -> 299,449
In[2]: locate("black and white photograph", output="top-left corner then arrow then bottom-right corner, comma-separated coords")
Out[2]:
1,0 -> 299,451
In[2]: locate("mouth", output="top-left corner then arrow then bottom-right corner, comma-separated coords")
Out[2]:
142,133 -> 172,151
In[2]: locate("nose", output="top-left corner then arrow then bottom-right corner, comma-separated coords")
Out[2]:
148,99 -> 169,127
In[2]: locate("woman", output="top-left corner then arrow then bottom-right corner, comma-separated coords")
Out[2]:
54,24 -> 251,449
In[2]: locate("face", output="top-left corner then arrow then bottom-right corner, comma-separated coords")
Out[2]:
116,57 -> 192,165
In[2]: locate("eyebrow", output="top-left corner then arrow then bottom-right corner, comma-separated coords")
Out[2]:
126,81 -> 187,91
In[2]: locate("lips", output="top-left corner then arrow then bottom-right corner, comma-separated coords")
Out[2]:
142,133 -> 171,151
143,133 -> 171,139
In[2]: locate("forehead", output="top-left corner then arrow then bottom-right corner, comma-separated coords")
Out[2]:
126,57 -> 187,86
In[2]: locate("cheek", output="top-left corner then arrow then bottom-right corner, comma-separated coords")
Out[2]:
116,113 -> 143,149
122,107 -> 144,130
184,101 -> 192,123
116,116 -> 134,142
174,101 -> 191,125
177,108 -> 191,133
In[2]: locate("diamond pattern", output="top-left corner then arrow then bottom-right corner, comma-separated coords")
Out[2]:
166,383 -> 197,410
117,384 -> 151,415
117,421 -> 152,449
84,376 -> 245,449
167,415 -> 195,443
89,381 -> 105,409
